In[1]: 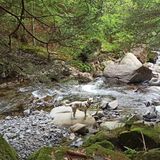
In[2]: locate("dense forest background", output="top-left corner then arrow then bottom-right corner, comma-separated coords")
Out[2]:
0,0 -> 160,62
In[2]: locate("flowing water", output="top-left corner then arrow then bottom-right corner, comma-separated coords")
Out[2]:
1,52 -> 160,117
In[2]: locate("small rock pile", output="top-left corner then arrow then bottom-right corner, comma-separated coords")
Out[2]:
0,110 -> 69,159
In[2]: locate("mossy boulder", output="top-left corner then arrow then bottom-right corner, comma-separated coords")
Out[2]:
118,127 -> 160,150
27,146 -> 69,160
134,148 -> 160,160
85,144 -> 130,160
84,131 -> 117,148
0,135 -> 19,160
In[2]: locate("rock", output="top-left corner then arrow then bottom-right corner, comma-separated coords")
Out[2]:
0,135 -> 19,160
23,109 -> 31,116
50,106 -> 95,126
106,100 -> 118,110
69,133 -> 76,140
100,121 -> 125,130
131,44 -> 148,63
70,123 -> 88,135
104,53 -> 153,83
47,61 -> 70,81
155,106 -> 160,113
70,138 -> 84,147
143,107 -> 157,121
118,127 -> 160,150
69,67 -> 93,83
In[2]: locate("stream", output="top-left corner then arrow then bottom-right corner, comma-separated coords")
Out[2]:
1,52 -> 160,118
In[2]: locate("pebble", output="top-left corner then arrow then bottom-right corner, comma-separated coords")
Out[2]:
0,110 -> 69,160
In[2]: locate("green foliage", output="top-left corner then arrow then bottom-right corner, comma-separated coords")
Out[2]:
70,60 -> 92,72
78,39 -> 101,62
124,0 -> 160,47
124,147 -> 137,160
0,135 -> 19,160
1,0 -> 160,59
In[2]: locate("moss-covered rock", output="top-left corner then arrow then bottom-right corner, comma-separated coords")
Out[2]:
118,127 -> 160,150
85,144 -> 130,160
84,131 -> 117,148
27,146 -> 70,160
0,135 -> 19,160
134,148 -> 160,160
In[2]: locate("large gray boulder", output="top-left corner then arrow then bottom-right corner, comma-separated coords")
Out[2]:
50,106 -> 95,126
103,53 -> 153,83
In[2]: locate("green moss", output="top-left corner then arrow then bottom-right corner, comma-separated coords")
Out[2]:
85,144 -> 130,160
27,146 -> 69,160
0,135 -> 19,160
84,131 -> 107,147
19,44 -> 48,58
134,148 -> 160,160
70,60 -> 93,72
27,147 -> 53,160
95,140 -> 114,150
85,144 -> 110,156
118,127 -> 160,150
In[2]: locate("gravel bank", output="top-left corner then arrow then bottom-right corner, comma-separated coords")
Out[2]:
0,110 -> 69,159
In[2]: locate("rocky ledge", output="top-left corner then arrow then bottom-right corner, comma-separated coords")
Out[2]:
0,110 -> 69,159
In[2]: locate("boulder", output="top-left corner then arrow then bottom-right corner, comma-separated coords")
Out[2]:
100,121 -> 125,130
131,44 -> 148,63
70,123 -> 89,135
69,67 -> 93,83
103,53 -> 153,83
118,127 -> 160,150
107,100 -> 119,110
50,106 -> 95,126
0,135 -> 19,160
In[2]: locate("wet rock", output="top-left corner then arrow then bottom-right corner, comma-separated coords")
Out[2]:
143,107 -> 157,121
155,106 -> 160,113
106,100 -> 118,110
70,138 -> 84,147
104,53 -> 153,83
